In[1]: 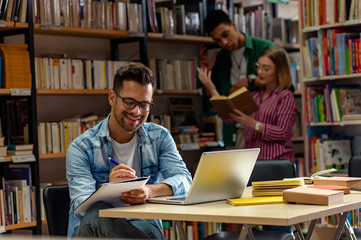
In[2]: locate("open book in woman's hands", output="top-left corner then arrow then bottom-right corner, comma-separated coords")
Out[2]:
210,87 -> 259,119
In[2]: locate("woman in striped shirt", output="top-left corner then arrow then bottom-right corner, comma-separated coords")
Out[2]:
229,47 -> 297,161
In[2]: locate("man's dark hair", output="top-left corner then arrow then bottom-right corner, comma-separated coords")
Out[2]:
204,10 -> 231,34
113,62 -> 155,93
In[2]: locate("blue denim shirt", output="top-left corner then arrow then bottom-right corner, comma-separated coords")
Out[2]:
66,115 -> 192,237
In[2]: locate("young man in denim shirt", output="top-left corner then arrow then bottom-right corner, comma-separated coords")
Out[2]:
66,63 -> 192,239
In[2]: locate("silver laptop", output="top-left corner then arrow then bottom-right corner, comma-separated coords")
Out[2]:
147,148 -> 260,205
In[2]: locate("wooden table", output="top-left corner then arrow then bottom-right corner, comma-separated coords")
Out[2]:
99,188 -> 361,240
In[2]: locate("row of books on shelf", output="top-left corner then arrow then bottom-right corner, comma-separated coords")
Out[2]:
147,0 -> 223,36
37,114 -> 102,155
0,166 -> 35,226
0,44 -> 31,89
234,4 -> 298,46
34,57 -> 129,90
33,0 -> 143,32
162,220 -> 234,240
300,0 -> 361,28
309,136 -> 352,173
0,0 -> 28,23
304,30 -> 361,78
305,85 -> 361,123
149,58 -> 198,91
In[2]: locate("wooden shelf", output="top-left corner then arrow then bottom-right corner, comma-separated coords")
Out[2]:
37,89 -> 201,95
5,221 -> 37,230
155,89 -> 201,95
0,21 -> 28,32
303,73 -> 361,83
294,90 -> 302,96
40,152 -> 66,159
34,24 -> 144,39
309,120 -> 361,127
302,19 -> 361,32
148,32 -> 214,44
292,137 -> 304,142
0,89 -> 10,95
37,89 -> 110,95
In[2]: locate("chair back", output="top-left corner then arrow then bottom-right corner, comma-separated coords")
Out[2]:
348,156 -> 361,177
43,184 -> 70,236
247,159 -> 297,186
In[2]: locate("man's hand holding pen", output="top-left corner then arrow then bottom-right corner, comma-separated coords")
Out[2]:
108,155 -> 148,205
108,156 -> 137,182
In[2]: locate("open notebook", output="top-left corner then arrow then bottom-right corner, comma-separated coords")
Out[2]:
147,148 -> 260,205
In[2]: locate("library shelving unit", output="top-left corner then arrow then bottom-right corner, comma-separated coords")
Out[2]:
0,0 -> 41,233
298,0 -> 361,177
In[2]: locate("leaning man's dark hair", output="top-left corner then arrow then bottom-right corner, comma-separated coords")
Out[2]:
113,62 -> 155,93
204,10 -> 232,34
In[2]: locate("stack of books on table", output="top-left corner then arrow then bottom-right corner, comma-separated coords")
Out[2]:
251,179 -> 305,196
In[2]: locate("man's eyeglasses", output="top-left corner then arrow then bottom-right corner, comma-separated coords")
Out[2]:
114,92 -> 153,112
254,62 -> 272,73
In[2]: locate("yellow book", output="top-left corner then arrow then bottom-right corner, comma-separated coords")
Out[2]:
252,179 -> 305,189
226,196 -> 285,206
251,179 -> 305,196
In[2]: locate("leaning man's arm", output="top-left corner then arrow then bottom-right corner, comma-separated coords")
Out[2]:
158,130 -> 192,196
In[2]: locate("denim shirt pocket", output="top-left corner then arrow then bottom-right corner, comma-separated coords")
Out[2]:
142,165 -> 159,181
92,171 -> 109,188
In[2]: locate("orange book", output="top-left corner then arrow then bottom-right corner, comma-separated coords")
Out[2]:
313,177 -> 361,190
307,185 -> 351,194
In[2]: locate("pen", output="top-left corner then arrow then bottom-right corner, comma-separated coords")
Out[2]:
108,155 -> 138,179
108,155 -> 119,165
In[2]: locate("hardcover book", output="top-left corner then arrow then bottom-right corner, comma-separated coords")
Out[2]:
313,176 -> 361,190
307,184 -> 351,194
283,186 -> 344,206
210,87 -> 259,119
226,196 -> 284,206
251,179 -> 305,196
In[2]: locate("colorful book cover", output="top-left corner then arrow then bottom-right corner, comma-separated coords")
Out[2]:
323,139 -> 351,169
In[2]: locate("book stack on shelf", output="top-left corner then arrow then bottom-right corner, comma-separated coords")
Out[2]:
37,114 -> 103,155
148,58 -> 197,90
6,144 -> 35,163
0,44 -> 31,89
2,165 -> 35,226
35,57 -> 129,90
33,0 -> 143,32
0,0 -> 28,23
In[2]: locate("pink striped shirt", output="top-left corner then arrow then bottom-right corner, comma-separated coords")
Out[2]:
245,87 -> 297,161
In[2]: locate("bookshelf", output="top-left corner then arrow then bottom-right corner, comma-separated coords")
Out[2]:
0,0 -> 42,234
298,0 -> 361,178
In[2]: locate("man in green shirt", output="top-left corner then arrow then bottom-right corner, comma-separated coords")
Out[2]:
199,10 -> 274,147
